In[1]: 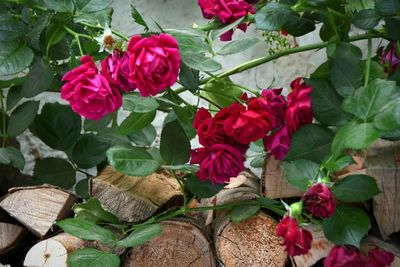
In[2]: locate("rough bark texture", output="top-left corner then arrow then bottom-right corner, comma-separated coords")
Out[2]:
0,222 -> 27,254
261,156 -> 303,199
0,185 -> 77,237
123,220 -> 216,267
366,140 -> 400,239
214,212 -> 288,267
90,166 -> 182,222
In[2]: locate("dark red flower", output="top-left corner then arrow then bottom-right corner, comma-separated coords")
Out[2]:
276,216 -> 313,256
324,245 -> 367,267
261,88 -> 287,128
303,183 -> 336,218
366,247 -> 395,267
285,77 -> 313,136
101,51 -> 136,93
263,126 -> 291,160
380,43 -> 400,75
193,108 -> 226,147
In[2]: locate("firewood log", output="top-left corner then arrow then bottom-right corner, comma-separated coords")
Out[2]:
122,220 -> 216,267
0,222 -> 27,255
90,166 -> 182,223
0,185 -> 78,237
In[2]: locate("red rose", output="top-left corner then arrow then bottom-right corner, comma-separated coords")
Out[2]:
324,245 -> 367,267
263,126 -> 291,160
222,100 -> 275,144
303,183 -> 336,218
380,43 -> 400,74
193,108 -> 226,147
190,144 -> 245,184
285,77 -> 313,136
366,248 -> 395,267
261,88 -> 287,128
61,56 -> 122,120
127,34 -> 180,96
276,216 -> 313,256
101,50 -> 136,93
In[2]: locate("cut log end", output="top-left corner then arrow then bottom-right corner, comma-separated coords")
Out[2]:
24,239 -> 68,267
214,212 -> 288,267
123,220 -> 216,267
0,222 -> 27,254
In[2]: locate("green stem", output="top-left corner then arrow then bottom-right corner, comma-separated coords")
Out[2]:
63,25 -> 92,40
194,93 -> 222,109
0,93 -> 6,147
78,21 -> 130,42
364,31 -> 372,87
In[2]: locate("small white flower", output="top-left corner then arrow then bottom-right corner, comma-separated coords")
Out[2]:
94,23 -> 114,53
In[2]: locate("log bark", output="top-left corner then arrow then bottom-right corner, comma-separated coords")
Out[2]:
214,212 -> 288,267
90,166 -> 182,223
0,222 -> 27,254
0,185 -> 78,237
261,156 -> 303,199
123,220 -> 216,267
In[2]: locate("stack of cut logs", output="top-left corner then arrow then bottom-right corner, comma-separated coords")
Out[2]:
0,140 -> 399,266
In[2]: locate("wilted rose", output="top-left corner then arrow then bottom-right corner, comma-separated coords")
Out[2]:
303,183 -> 336,218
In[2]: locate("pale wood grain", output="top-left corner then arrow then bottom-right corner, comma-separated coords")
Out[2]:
0,222 -> 26,254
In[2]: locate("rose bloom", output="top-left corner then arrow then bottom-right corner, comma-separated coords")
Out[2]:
198,0 -> 256,41
285,77 -> 313,136
303,183 -> 336,218
101,50 -> 136,93
366,247 -> 395,267
190,144 -> 245,184
261,88 -> 287,128
380,43 -> 400,75
193,108 -> 227,147
222,100 -> 275,144
61,55 -> 122,120
127,34 -> 180,96
324,245 -> 367,267
263,126 -> 291,160
276,215 -> 313,256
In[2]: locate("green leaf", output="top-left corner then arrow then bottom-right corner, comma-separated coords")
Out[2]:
0,147 -> 24,170
122,93 -> 159,113
285,124 -> 334,163
160,120 -> 190,165
0,19 -> 24,41
332,174 -> 380,202
21,58 -> 54,98
308,79 -> 350,126
27,14 -> 51,51
352,9 -> 381,30
185,174 -> 225,198
255,2 -> 291,31
250,156 -> 265,168
179,63 -> 199,93
73,198 -> 118,224
72,134 -> 110,169
7,101 -> 39,136
118,111 -> 156,135
128,124 -> 157,146
117,224 -> 162,247
374,101 -> 400,131
282,159 -> 319,190
75,178 -> 90,198
68,248 -> 120,267
172,106 -> 196,139
362,60 -> 385,83
33,158 -> 76,189
282,13 -> 316,37
230,203 -> 260,224
84,114 -> 112,132
43,0 -> 74,13
106,145 -> 160,176
218,37 -> 260,56
310,61 -> 331,79
257,197 -> 286,216
385,17 -> 400,40
45,23 -> 66,49
330,43 -> 363,97
6,86 -> 23,111
324,155 -> 354,172
75,0 -> 112,13
31,103 -> 82,151
96,128 -> 131,146
323,205 -> 370,247
181,51 -> 222,72
342,79 -> 397,121
331,120 -> 381,155
210,18 -> 242,40
73,7 -> 113,26
57,218 -> 116,244
130,5 -> 148,31
0,42 -> 34,76
376,0 -> 400,16
201,77 -> 242,107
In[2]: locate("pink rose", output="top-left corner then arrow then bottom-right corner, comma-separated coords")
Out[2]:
324,245 -> 367,267
101,51 -> 136,93
61,56 -> 122,120
366,248 -> 394,267
190,144 -> 245,184
380,43 -> 400,75
263,126 -> 291,160
127,34 -> 181,96
303,183 -> 336,218
276,215 -> 313,256
285,77 -> 313,136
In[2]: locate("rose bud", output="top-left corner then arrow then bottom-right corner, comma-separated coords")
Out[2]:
303,183 -> 336,218
366,247 -> 395,267
127,33 -> 180,96
61,55 -> 122,120
380,43 -> 400,75
324,245 -> 367,267
276,215 -> 313,256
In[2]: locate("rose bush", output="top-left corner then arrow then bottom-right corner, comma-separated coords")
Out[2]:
0,0 -> 399,266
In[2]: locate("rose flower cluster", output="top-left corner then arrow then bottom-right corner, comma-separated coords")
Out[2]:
61,33 -> 180,120
198,0 -> 256,41
190,77 -> 313,184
